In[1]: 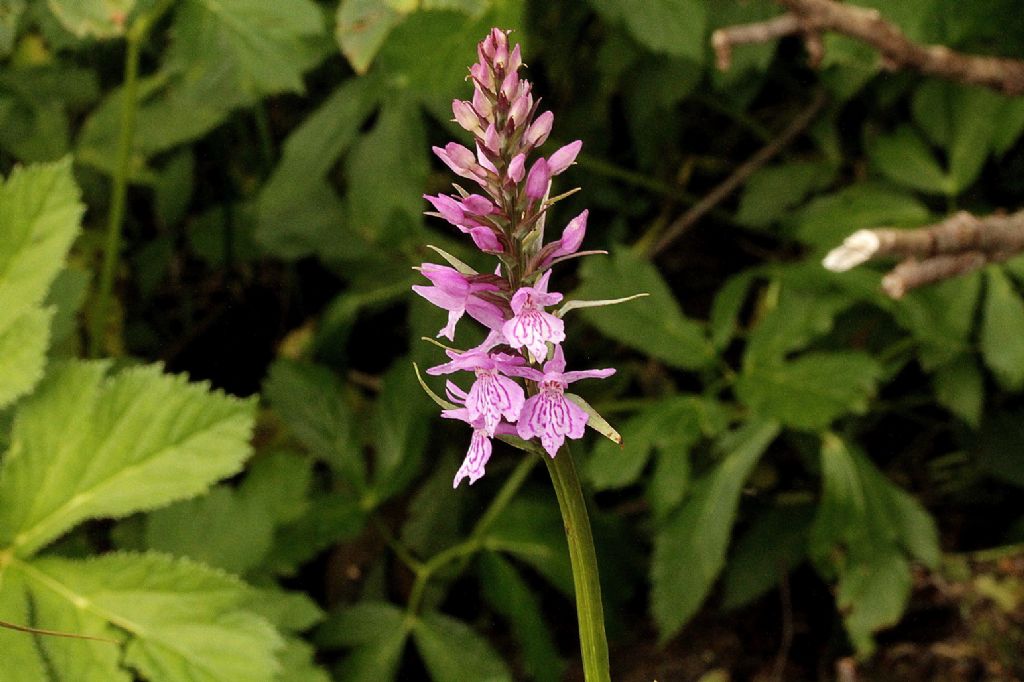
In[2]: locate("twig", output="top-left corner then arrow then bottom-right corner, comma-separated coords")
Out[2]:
823,209 -> 1024,298
648,89 -> 826,258
713,0 -> 1024,96
0,619 -> 118,644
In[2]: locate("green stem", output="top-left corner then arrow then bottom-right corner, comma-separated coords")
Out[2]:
405,453 -> 537,616
544,446 -> 610,682
88,0 -> 174,357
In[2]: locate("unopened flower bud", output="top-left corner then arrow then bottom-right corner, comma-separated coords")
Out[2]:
525,158 -> 551,200
508,153 -> 526,183
483,123 -> 500,155
548,140 -> 582,175
524,111 -> 553,148
560,210 -> 588,254
508,89 -> 532,128
472,87 -> 494,118
468,226 -> 503,253
462,194 -> 496,215
452,100 -> 480,133
500,71 -> 518,101
470,62 -> 493,90
508,44 -> 522,73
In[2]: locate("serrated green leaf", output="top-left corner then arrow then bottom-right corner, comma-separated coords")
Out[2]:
735,352 -> 881,431
866,125 -> 951,195
0,568 -> 52,681
170,0 -> 327,97
574,249 -> 713,369
479,552 -> 563,682
651,421 -> 780,641
0,158 -> 83,408
414,611 -> 512,682
6,552 -> 283,682
46,0 -> 131,39
981,267 -> 1024,391
0,361 -> 257,557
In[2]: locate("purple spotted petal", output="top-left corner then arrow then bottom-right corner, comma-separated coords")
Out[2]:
517,390 -> 588,457
467,371 -> 525,435
453,429 -> 492,487
502,309 -> 565,363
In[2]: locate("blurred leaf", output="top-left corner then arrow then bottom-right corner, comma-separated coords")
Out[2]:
479,552 -> 563,682
317,601 -> 406,648
707,0 -> 779,90
590,0 -> 706,64
709,271 -> 755,350
371,358 -> 431,500
894,271 -> 980,369
932,354 -> 984,426
256,78 -> 379,259
401,453 -> 464,556
278,639 -> 332,682
811,436 -> 939,654
144,485 -> 275,575
736,352 -> 881,431
263,359 -> 362,487
736,161 -> 836,228
980,266 -> 1024,391
248,588 -> 324,633
722,504 -> 814,610
0,362 -> 257,557
0,159 -> 83,409
13,552 -> 282,681
0,0 -> 24,56
264,494 -> 367,575
793,183 -> 930,252
586,396 -> 724,491
743,281 -> 854,365
651,421 -> 780,641
486,496 -> 573,596
170,0 -> 327,97
345,97 -> 428,246
575,249 -> 713,369
44,266 -> 89,355
414,611 -> 512,682
866,125 -> 951,195
46,0 -> 131,39
239,451 -> 314,525
336,0 -> 408,74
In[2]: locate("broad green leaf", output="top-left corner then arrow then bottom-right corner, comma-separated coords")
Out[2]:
651,421 -> 780,640
256,78 -> 378,259
144,485 -> 275,575
0,361 -> 257,557
0,568 -> 51,681
722,504 -> 814,610
248,588 -> 324,633
278,639 -> 332,682
574,249 -> 713,369
793,183 -> 930,251
238,451 -> 314,526
866,125 -> 951,195
170,0 -> 326,97
413,611 -> 512,682
0,158 -> 83,409
980,267 -> 1024,391
590,0 -> 706,64
735,352 -> 881,431
708,271 -> 755,350
479,552 -> 563,682
736,161 -> 836,228
263,360 -> 362,486
335,0 -> 408,74
948,87 -> 1003,192
743,281 -> 854,366
263,494 -> 367,575
46,0 -> 131,39
9,552 -> 282,682
932,355 -> 984,426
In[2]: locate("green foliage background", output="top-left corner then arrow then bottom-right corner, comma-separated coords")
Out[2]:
2,0 -> 1024,678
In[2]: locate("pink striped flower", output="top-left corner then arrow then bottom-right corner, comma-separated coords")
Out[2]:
502,270 -> 565,362
442,382 -> 518,487
428,333 -> 526,436
515,346 -> 615,456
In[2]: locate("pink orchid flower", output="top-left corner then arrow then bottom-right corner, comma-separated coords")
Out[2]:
412,264 -> 506,340
502,270 -> 565,362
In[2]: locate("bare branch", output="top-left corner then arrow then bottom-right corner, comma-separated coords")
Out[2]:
648,90 -> 826,258
823,209 -> 1024,298
715,0 -> 1024,96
